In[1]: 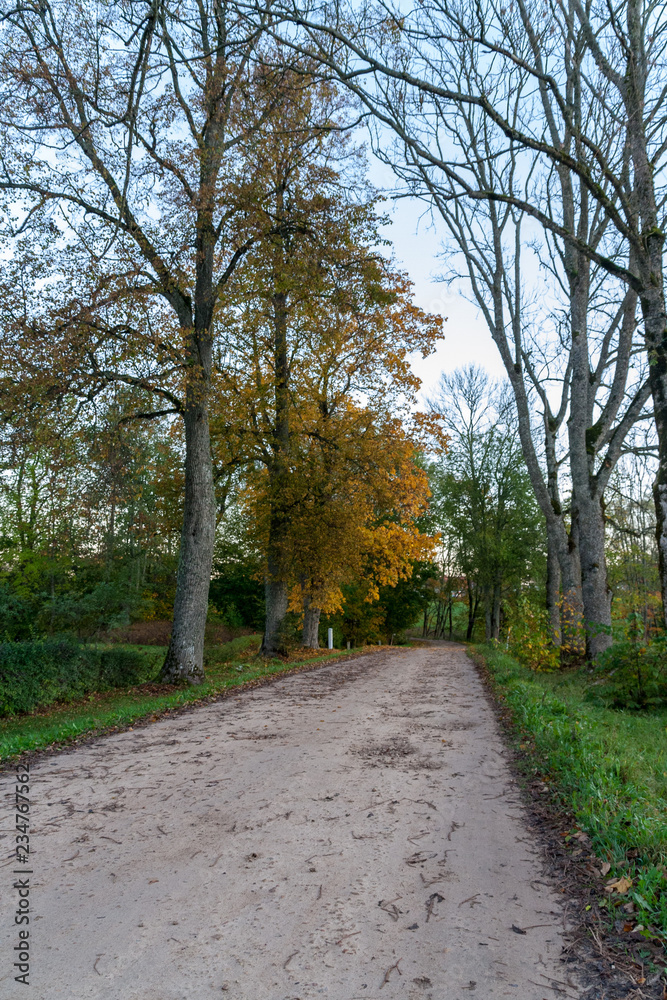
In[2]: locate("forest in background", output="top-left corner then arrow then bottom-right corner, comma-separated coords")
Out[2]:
0,0 -> 664,706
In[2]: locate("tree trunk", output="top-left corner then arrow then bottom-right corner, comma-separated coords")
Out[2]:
546,535 -> 561,646
484,590 -> 492,642
491,584 -> 501,639
263,577 -> 289,656
621,0 -> 667,629
482,214 -> 586,652
302,599 -> 321,648
160,402 -> 216,683
261,274 -> 291,655
466,580 -> 478,641
636,215 -> 667,630
572,487 -> 613,659
566,253 -> 613,660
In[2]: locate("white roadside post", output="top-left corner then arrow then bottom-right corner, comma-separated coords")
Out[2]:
327,628 -> 334,650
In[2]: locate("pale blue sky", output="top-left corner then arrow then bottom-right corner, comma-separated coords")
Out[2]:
377,194 -> 508,403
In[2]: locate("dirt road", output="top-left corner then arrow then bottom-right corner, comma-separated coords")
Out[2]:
1,643 -> 579,1000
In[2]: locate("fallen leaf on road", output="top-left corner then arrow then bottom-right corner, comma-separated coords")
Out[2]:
511,924 -> 527,935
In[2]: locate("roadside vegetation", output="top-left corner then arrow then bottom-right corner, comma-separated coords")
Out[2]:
0,636 -> 394,763
474,644 -> 667,946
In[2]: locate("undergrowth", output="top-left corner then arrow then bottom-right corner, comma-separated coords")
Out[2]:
474,644 -> 667,944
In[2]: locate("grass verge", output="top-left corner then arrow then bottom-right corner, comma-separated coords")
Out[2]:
472,644 -> 667,947
0,637 -> 392,764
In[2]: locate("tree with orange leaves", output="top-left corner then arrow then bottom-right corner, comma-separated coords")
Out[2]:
208,99 -> 444,650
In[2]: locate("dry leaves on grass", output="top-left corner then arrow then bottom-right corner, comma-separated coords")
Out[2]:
604,876 -> 633,894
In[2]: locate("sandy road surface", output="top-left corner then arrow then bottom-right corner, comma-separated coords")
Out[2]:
1,643 -> 579,1000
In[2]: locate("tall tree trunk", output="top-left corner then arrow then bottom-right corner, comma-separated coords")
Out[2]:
567,258 -> 613,660
546,535 -> 561,646
632,162 -> 667,629
302,605 -> 321,648
484,209 -> 586,652
261,280 -> 291,656
484,589 -> 492,642
466,580 -> 478,641
572,487 -> 612,659
263,577 -> 289,655
647,295 -> 667,628
302,598 -> 321,648
161,401 -> 216,683
491,583 -> 501,639
620,0 -> 667,628
261,496 -> 290,656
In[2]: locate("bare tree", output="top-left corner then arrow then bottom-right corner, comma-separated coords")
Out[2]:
261,0 -> 667,632
410,93 -> 650,657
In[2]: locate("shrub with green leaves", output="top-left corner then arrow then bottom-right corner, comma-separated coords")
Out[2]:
588,611 -> 667,710
0,640 -> 154,716
589,635 -> 667,709
98,648 -> 151,688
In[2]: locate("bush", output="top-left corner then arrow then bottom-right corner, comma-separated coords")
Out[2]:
42,581 -> 147,638
0,640 -> 153,716
0,585 -> 36,642
99,648 -> 150,688
504,597 -> 559,671
589,633 -> 667,709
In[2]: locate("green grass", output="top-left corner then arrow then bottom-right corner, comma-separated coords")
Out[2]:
473,644 -> 667,943
0,636 -> 367,763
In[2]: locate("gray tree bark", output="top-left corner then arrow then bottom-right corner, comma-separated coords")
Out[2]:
620,0 -> 667,627
302,600 -> 321,648
263,578 -> 289,656
161,399 -> 216,682
546,539 -> 562,646
260,275 -> 291,656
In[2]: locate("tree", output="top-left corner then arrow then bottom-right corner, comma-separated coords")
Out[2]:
281,409 -> 436,646
0,1 -> 304,680
0,392 -> 184,637
605,439 -> 662,637
421,131 -> 649,656
429,367 -> 545,641
263,0 -> 667,634
208,79 -> 442,652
